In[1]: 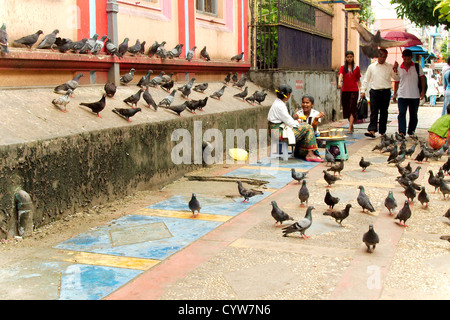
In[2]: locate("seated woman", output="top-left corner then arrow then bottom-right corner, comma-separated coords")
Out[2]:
428,103 -> 450,150
267,84 -> 323,162
293,94 -> 325,136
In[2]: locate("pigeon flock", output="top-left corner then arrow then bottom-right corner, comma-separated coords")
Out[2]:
233,132 -> 450,252
1,24 -> 266,120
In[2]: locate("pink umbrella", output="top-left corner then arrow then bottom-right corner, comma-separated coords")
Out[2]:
380,31 -> 423,47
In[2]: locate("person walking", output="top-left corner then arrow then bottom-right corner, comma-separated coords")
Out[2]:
360,49 -> 399,138
338,51 -> 361,134
392,49 -> 426,139
427,75 -> 439,107
443,69 -> 450,116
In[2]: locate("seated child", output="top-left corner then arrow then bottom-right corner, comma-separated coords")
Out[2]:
293,95 -> 325,136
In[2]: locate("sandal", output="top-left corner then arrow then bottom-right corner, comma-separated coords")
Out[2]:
306,156 -> 324,163
364,132 -> 376,138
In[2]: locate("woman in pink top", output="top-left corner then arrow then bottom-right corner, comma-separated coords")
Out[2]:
338,51 -> 361,133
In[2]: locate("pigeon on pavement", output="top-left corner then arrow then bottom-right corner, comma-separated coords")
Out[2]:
54,74 -> 84,95
188,193 -> 201,217
193,83 -> 209,94
324,189 -> 340,210
270,201 -> 294,227
418,186 -> 430,209
395,200 -> 412,227
362,224 -> 379,253
298,180 -> 310,207
323,203 -> 352,226
112,107 -> 142,122
52,89 -> 72,112
359,157 -> 371,172
323,170 -> 341,187
79,94 -> 106,118
325,149 -> 335,166
357,185 -> 375,213
120,68 -> 135,86
104,82 -> 117,98
123,89 -> 143,108
143,87 -> 158,111
384,190 -> 397,215
210,86 -> 226,100
163,101 -> 189,117
137,70 -> 154,88
233,87 -> 248,101
327,160 -> 344,176
439,179 -> 450,200
158,90 -> 176,107
237,181 -> 263,203
282,206 -> 313,239
291,168 -> 307,184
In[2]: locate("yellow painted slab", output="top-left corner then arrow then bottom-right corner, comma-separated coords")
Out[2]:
133,208 -> 233,222
242,166 -> 306,172
55,250 -> 160,271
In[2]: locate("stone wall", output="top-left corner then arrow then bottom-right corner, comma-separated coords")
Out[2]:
0,106 -> 271,239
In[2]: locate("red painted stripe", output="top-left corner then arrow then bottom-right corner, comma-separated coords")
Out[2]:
96,0 -> 108,38
188,0 -> 195,52
243,0 -> 249,61
178,0 -> 186,56
237,0 -> 242,57
77,0 -> 90,40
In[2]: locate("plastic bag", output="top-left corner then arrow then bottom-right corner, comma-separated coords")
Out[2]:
356,96 -> 368,120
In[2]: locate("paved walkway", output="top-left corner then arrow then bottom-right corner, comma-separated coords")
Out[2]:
0,103 -> 449,301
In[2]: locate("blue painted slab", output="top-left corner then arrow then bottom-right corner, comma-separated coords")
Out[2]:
222,167 -> 294,189
59,264 -> 142,300
250,157 -> 320,170
148,193 -> 272,215
54,215 -> 222,261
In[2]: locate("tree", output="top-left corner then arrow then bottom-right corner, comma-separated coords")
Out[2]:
390,0 -> 448,28
435,0 -> 450,23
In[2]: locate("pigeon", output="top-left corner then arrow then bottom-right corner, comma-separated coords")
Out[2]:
395,200 -> 412,227
158,90 -> 176,107
104,82 -> 117,98
105,39 -> 121,58
143,87 -> 158,111
190,97 -> 208,112
70,38 -> 87,53
127,39 -> 141,55
442,158 -> 450,175
123,89 -> 143,108
444,208 -> 450,220
298,180 -> 310,207
14,30 -> 43,49
37,29 -> 59,50
323,170 -> 341,187
188,193 -> 201,217
120,68 -> 136,86
353,18 -> 409,58
118,38 -> 129,58
359,157 -> 371,172
440,235 -> 450,243
233,76 -> 247,90
406,166 -> 421,182
384,190 -> 397,215
325,149 -> 335,166
162,72 -> 174,84
0,23 -> 9,54
155,41 -> 168,59
167,44 -> 183,58
327,160 -> 344,176
372,140 -> 385,152
414,149 -> 426,163
54,74 -> 84,95
245,93 -> 257,105
233,87 -> 248,101
224,72 -> 232,85
79,34 -> 98,53
178,85 -> 192,99
112,107 -> 142,122
324,189 -> 340,210
79,94 -> 106,118
197,96 -> 208,111
137,70 -> 154,88
163,101 -> 189,117
403,181 -> 417,204
405,143 -> 418,158
396,162 -> 410,176
418,186 -> 430,209
254,90 -> 268,105
270,201 -> 294,227
362,224 -> 379,253
52,89 -> 72,112
357,185 -> 375,213
186,100 -> 200,114
232,72 -> 239,83
440,179 -> 450,200
139,41 -> 146,54
148,40 -> 161,57
237,181 -> 263,203
54,37 -> 73,53
323,204 -> 352,226
388,151 -> 406,164
186,46 -> 196,61
428,170 -> 443,193
200,46 -> 211,61
210,86 -> 226,100
193,83 -> 209,94
396,174 -> 421,191
91,35 -> 107,54
282,206 -> 313,239
231,51 -> 244,62
161,80 -> 174,92
178,78 -> 196,91
291,168 -> 307,184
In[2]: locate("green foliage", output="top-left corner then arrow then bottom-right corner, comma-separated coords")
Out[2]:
390,0 -> 448,27
357,0 -> 375,25
434,0 -> 450,22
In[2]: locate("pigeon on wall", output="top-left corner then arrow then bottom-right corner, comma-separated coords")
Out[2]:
14,30 -> 43,49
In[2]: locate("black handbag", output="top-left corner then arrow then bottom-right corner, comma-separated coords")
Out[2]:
356,96 -> 368,120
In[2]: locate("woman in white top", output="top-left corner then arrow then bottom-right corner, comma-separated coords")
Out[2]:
267,84 -> 323,162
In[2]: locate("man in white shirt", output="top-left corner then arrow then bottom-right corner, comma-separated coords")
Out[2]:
392,49 -> 426,138
360,49 -> 399,138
